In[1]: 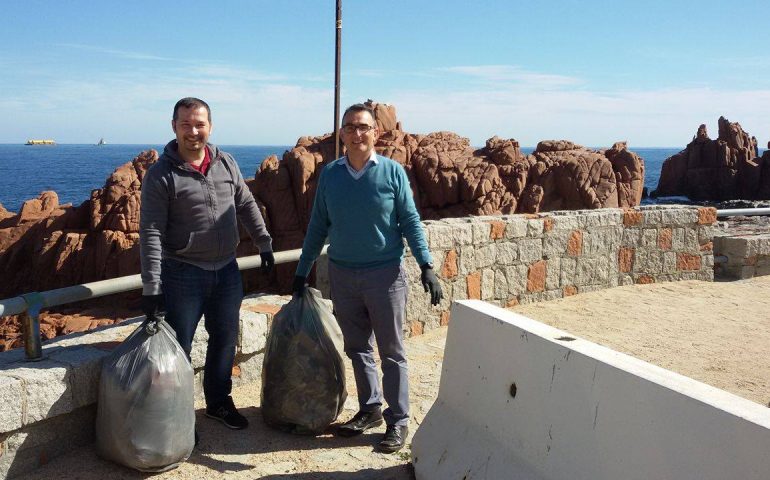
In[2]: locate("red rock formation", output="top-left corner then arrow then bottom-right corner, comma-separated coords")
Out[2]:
519,141 -> 620,213
1,101 -> 648,349
0,151 -> 157,297
0,152 -> 159,351
605,142 -> 645,207
0,307 -> 133,351
652,117 -> 762,200
248,101 -> 645,282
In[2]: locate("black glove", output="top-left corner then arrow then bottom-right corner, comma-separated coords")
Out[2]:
420,264 -> 443,306
141,294 -> 165,321
260,251 -> 275,274
292,275 -> 307,296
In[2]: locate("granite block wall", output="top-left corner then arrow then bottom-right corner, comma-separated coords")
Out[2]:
316,205 -> 717,336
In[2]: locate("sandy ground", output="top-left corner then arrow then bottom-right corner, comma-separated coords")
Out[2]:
20,276 -> 770,479
510,277 -> 770,407
22,326 -> 447,480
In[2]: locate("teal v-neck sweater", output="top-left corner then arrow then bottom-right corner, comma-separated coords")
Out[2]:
296,155 -> 432,277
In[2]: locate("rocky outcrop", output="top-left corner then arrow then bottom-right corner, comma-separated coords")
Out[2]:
0,152 -> 158,351
0,149 -> 281,350
0,151 -> 158,297
652,117 -> 763,200
0,307 -> 132,351
251,101 -> 645,279
1,101 -> 646,349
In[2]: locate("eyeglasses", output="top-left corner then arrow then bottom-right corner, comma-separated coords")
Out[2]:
341,124 -> 375,135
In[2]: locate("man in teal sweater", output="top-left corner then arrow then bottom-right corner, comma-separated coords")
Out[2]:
293,103 -> 442,453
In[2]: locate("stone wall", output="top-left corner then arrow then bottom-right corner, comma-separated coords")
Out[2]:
0,204 -> 717,478
0,293 -> 289,479
714,232 -> 770,280
316,205 -> 717,336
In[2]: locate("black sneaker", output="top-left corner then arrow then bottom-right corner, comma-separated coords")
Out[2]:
205,397 -> 249,429
337,409 -> 384,437
379,424 -> 408,453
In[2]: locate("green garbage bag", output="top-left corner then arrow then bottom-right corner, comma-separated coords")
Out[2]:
261,287 -> 347,434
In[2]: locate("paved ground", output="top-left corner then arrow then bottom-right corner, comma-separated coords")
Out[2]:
20,276 -> 770,479
22,326 -> 448,480
512,276 -> 770,407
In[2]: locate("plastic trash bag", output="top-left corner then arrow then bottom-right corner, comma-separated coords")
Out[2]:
261,287 -> 347,434
96,316 -> 195,472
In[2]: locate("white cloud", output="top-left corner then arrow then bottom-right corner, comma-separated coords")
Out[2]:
55,43 -> 173,61
4,60 -> 769,148
2,67 -> 332,144
362,66 -> 770,147
440,65 -> 583,88
389,85 -> 770,147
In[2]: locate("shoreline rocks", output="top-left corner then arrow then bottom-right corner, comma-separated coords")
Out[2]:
652,117 -> 768,201
0,100 -> 650,348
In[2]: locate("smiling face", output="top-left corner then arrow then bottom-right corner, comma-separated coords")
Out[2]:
340,109 -> 378,162
172,105 -> 211,161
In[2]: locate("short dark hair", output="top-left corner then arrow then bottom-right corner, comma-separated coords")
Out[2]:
173,97 -> 211,122
342,103 -> 376,124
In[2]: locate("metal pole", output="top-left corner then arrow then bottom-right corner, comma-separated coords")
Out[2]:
334,0 -> 342,160
21,292 -> 43,360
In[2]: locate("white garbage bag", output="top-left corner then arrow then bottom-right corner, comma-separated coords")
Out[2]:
95,317 -> 195,472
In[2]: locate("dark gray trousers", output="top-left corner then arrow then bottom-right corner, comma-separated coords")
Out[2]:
328,262 -> 409,427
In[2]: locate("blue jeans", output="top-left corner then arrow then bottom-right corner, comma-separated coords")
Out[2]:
161,258 -> 243,407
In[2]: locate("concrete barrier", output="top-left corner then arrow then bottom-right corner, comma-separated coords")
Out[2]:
411,300 -> 770,480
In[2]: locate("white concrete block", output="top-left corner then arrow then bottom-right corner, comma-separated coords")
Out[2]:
412,301 -> 770,480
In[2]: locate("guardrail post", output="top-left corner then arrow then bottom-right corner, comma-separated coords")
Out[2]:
20,292 -> 44,361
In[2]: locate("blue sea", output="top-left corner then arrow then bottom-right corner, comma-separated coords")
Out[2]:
0,144 -> 292,212
3,144 -> 759,213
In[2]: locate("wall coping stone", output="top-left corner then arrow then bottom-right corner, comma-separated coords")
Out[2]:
0,293 -> 290,436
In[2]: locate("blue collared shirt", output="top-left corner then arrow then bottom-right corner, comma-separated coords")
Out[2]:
340,152 -> 379,180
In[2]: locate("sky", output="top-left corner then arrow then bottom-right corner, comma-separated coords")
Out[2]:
2,0 -> 769,147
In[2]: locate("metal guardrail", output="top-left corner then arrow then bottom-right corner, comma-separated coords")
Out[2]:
0,247 -> 326,361
2,205 -> 768,361
716,208 -> 770,217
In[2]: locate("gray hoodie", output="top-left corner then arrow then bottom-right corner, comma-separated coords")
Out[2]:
139,140 -> 272,295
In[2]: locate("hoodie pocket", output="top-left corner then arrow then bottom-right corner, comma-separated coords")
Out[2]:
175,230 -> 217,258
175,232 -> 196,254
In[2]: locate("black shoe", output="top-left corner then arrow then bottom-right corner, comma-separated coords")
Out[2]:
194,429 -> 200,447
379,424 -> 408,453
337,409 -> 384,437
205,397 -> 249,429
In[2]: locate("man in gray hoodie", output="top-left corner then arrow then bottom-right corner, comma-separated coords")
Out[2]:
139,97 -> 273,431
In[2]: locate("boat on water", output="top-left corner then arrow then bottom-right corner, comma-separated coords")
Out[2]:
96,138 -> 106,146
25,139 -> 56,145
